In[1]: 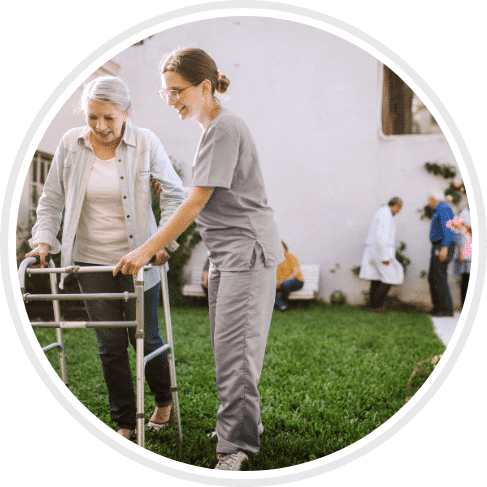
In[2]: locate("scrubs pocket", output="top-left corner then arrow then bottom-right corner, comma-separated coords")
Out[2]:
204,228 -> 256,271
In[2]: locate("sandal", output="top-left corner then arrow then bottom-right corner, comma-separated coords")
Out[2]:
117,428 -> 136,441
147,404 -> 172,431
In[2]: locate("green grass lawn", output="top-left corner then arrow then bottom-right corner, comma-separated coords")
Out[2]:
34,302 -> 445,470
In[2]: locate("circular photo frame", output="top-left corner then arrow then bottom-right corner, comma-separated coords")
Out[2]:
2,0 -> 487,486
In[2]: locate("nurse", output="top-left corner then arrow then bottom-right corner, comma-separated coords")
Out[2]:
114,47 -> 283,470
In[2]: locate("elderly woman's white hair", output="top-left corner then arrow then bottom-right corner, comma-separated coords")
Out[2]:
80,76 -> 131,114
428,190 -> 444,202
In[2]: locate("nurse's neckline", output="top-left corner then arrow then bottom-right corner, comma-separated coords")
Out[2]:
208,104 -> 222,123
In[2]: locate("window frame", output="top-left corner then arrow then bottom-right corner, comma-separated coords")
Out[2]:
29,150 -> 53,223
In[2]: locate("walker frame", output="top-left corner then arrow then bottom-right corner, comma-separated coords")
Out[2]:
18,256 -> 182,447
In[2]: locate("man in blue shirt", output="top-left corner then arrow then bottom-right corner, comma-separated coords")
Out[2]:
427,192 -> 456,317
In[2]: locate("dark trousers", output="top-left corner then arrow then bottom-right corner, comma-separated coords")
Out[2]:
369,280 -> 392,309
76,263 -> 171,430
427,243 -> 455,315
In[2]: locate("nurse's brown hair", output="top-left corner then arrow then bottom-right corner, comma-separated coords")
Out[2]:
159,47 -> 230,95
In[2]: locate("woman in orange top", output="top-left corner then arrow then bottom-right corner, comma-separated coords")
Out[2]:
275,242 -> 304,311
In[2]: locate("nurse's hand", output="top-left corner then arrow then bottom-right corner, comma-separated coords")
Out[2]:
113,246 -> 154,276
151,179 -> 162,196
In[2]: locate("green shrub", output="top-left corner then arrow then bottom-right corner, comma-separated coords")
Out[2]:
152,161 -> 201,305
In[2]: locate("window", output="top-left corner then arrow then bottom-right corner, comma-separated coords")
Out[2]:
382,65 -> 442,135
29,151 -> 53,222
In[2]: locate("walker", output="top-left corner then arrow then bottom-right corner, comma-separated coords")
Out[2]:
18,256 -> 182,447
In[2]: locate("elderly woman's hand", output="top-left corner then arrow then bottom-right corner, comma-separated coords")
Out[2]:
113,246 -> 154,276
25,243 -> 50,268
153,249 -> 170,266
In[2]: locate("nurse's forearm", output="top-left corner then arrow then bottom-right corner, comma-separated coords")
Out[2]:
113,187 -> 214,276
143,202 -> 199,255
142,186 -> 213,256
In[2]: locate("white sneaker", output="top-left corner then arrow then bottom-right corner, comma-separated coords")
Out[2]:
214,451 -> 248,470
208,422 -> 264,438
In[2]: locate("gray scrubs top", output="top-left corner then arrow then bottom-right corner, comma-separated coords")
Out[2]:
192,108 -> 284,271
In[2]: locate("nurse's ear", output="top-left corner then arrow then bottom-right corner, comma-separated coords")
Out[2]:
201,79 -> 213,96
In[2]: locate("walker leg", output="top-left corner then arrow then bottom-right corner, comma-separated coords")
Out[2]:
160,265 -> 183,442
135,275 -> 145,447
48,260 -> 69,387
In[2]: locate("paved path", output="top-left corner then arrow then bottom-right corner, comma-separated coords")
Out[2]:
430,311 -> 461,346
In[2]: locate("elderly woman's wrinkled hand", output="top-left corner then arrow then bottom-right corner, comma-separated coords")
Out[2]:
25,243 -> 50,268
153,249 -> 170,266
113,247 -> 154,276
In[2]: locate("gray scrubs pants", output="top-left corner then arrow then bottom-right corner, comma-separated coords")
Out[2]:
208,244 -> 277,456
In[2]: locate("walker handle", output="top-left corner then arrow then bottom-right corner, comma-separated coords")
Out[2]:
18,254 -> 51,292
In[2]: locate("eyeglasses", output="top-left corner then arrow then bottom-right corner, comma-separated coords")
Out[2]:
158,83 -> 199,102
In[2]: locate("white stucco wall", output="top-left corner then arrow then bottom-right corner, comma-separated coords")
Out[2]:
21,16 -> 465,308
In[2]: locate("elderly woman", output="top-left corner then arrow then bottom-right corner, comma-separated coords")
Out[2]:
26,76 -> 186,440
114,48 -> 283,470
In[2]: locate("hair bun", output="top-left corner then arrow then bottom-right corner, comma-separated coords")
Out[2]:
216,73 -> 230,94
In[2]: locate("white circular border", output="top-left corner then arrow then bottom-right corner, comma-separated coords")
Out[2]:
3,1 -> 485,485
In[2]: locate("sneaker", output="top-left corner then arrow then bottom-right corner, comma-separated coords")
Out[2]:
208,422 -> 264,438
214,451 -> 248,471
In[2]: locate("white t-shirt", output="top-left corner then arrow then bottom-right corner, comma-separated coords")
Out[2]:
74,155 -> 130,265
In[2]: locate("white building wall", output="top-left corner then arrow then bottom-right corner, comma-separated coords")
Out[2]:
22,16 -> 464,307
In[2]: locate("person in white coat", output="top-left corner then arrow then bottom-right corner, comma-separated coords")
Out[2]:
359,197 -> 404,312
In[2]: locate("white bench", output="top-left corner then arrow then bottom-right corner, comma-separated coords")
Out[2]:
182,264 -> 320,300
182,267 -> 208,298
288,265 -> 320,300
